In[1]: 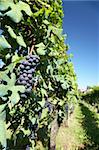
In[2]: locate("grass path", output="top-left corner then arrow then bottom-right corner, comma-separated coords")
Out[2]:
56,102 -> 99,150
79,102 -> 99,150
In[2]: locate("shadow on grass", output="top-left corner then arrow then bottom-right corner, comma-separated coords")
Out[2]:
79,103 -> 99,150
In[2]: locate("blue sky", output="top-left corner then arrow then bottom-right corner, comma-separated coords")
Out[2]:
0,1 -> 99,89
62,0 -> 99,89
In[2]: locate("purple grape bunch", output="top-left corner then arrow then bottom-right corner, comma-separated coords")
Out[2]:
17,54 -> 40,99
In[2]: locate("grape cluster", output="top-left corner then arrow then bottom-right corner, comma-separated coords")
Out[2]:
17,54 -> 39,99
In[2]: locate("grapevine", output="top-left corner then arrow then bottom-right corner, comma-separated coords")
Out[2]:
0,0 -> 78,149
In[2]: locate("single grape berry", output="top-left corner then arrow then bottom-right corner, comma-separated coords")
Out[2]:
23,70 -> 28,73
26,55 -> 30,60
28,58 -> 33,63
23,73 -> 27,77
24,77 -> 29,81
31,68 -> 35,73
26,66 -> 30,70
21,94 -> 27,99
26,83 -> 31,87
21,80 -> 27,85
28,80 -> 32,84
19,75 -> 24,81
27,70 -> 33,74
28,74 -> 32,79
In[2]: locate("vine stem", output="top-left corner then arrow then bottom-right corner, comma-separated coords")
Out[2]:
30,44 -> 35,54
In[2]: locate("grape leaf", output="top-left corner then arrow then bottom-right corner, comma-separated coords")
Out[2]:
4,1 -> 32,23
5,5 -> 23,23
0,72 -> 10,82
18,1 -> 32,16
0,84 -> 8,97
41,88 -> 47,97
8,73 -> 25,106
40,108 -> 48,120
0,35 -> 11,51
61,83 -> 68,90
5,26 -> 26,47
38,97 -> 45,107
0,0 -> 13,11
0,104 -> 6,149
47,64 -> 53,76
35,43 -> 46,55
16,33 -> 26,48
48,81 -> 54,91
12,52 -> 22,63
5,25 -> 16,39
43,20 -> 50,25
0,73 -> 25,106
29,116 -> 36,125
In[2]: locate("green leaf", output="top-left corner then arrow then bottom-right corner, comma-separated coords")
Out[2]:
29,116 -> 36,125
0,35 -> 11,50
43,20 -> 50,25
49,26 -> 63,39
18,1 -> 32,16
41,88 -> 47,97
0,0 -> 13,11
35,42 -> 46,55
9,73 -> 16,86
5,26 -> 26,47
16,33 -> 26,47
5,63 -> 15,74
46,28 -> 51,39
37,0 -> 50,8
47,64 -> 53,75
34,8 -> 44,17
0,104 -> 6,116
0,120 -> 6,149
4,1 -> 32,23
7,73 -> 25,106
48,81 -> 54,91
58,100 -> 64,106
38,98 -> 45,107
36,48 -> 46,55
9,88 -> 20,105
0,84 -> 8,97
52,99 -> 58,105
21,128 -> 31,136
41,108 -> 48,120
0,73 -> 25,106
0,104 -> 6,149
5,25 -> 16,39
5,5 -> 23,23
0,71 -> 10,83
12,52 -> 21,63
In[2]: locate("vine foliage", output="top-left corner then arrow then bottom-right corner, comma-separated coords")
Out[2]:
0,0 -> 78,149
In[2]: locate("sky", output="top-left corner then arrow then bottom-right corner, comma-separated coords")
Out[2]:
0,0 -> 99,89
62,0 -> 99,89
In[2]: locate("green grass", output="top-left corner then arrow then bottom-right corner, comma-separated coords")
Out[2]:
79,102 -> 99,149
56,101 -> 99,150
56,103 -> 88,150
36,101 -> 99,150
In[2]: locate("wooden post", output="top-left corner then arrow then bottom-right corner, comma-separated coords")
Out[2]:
50,116 -> 59,150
